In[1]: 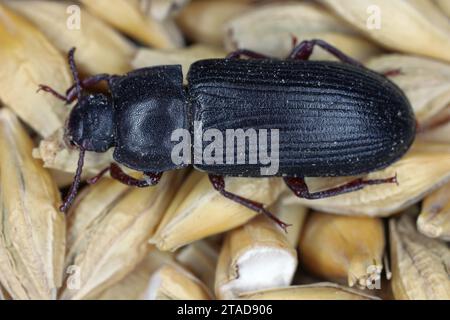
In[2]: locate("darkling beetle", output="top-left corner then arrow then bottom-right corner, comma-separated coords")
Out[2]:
39,39 -> 416,231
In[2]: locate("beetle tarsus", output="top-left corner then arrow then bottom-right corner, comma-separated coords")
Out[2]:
289,39 -> 364,67
284,175 -> 398,200
208,174 -> 291,233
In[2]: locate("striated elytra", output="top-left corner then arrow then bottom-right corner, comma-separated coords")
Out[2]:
188,59 -> 415,177
40,39 -> 416,230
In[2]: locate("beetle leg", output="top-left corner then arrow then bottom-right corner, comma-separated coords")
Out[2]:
289,39 -> 364,67
209,174 -> 291,232
60,148 -> 86,212
88,163 -> 162,188
64,73 -> 112,101
38,73 -> 112,104
284,175 -> 398,200
226,49 -> 271,59
382,69 -> 402,77
37,85 -> 73,103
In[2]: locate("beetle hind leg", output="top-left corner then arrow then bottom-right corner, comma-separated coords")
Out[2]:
209,174 -> 291,232
284,175 -> 398,200
88,163 -> 162,188
226,49 -> 271,60
289,39 -> 364,67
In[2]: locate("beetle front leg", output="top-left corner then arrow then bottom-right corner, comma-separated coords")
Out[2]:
88,163 -> 162,187
209,174 -> 291,232
284,175 -> 398,200
289,39 -> 364,67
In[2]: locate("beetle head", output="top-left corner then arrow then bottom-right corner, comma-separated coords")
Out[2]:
66,93 -> 115,152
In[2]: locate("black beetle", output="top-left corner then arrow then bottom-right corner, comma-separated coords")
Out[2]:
39,39 -> 416,231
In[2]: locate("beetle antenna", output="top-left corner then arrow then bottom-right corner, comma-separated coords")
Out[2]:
68,47 -> 82,101
59,148 -> 86,213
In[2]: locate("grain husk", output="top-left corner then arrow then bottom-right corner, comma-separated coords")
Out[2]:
390,213 -> 450,300
81,0 -> 183,49
5,0 -> 135,75
366,54 -> 450,125
240,283 -> 380,300
321,0 -> 450,62
33,128 -> 114,176
143,263 -> 212,300
215,216 -> 297,299
0,4 -> 71,137
434,0 -> 450,18
417,182 -> 450,241
225,2 -> 381,61
150,171 -> 285,251
146,0 -> 190,20
94,247 -> 175,300
299,212 -> 385,288
290,144 -> 450,217
0,109 -> 65,300
177,0 -> 253,47
61,171 -> 183,300
176,240 -> 219,292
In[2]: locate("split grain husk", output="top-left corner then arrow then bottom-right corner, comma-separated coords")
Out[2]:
33,128 -> 114,176
215,216 -> 297,299
95,247 -> 175,300
5,0 -> 135,75
176,240 -> 219,292
240,283 -> 380,300
177,0 -> 253,47
61,171 -> 183,300
321,0 -> 450,62
269,192 -> 308,248
143,263 -> 212,300
417,182 -> 450,241
0,4 -> 71,137
81,0 -> 183,49
290,144 -> 450,217
366,54 -> 450,125
151,171 -> 285,251
225,2 -> 381,61
132,44 -> 226,81
0,109 -> 65,300
299,212 -> 385,289
390,213 -> 450,300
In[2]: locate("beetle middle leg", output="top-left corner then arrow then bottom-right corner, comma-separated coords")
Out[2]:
226,49 -> 271,59
289,39 -> 364,67
209,174 -> 291,232
88,163 -> 162,187
284,175 -> 398,200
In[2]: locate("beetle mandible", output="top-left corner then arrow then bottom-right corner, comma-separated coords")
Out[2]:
39,39 -> 416,231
